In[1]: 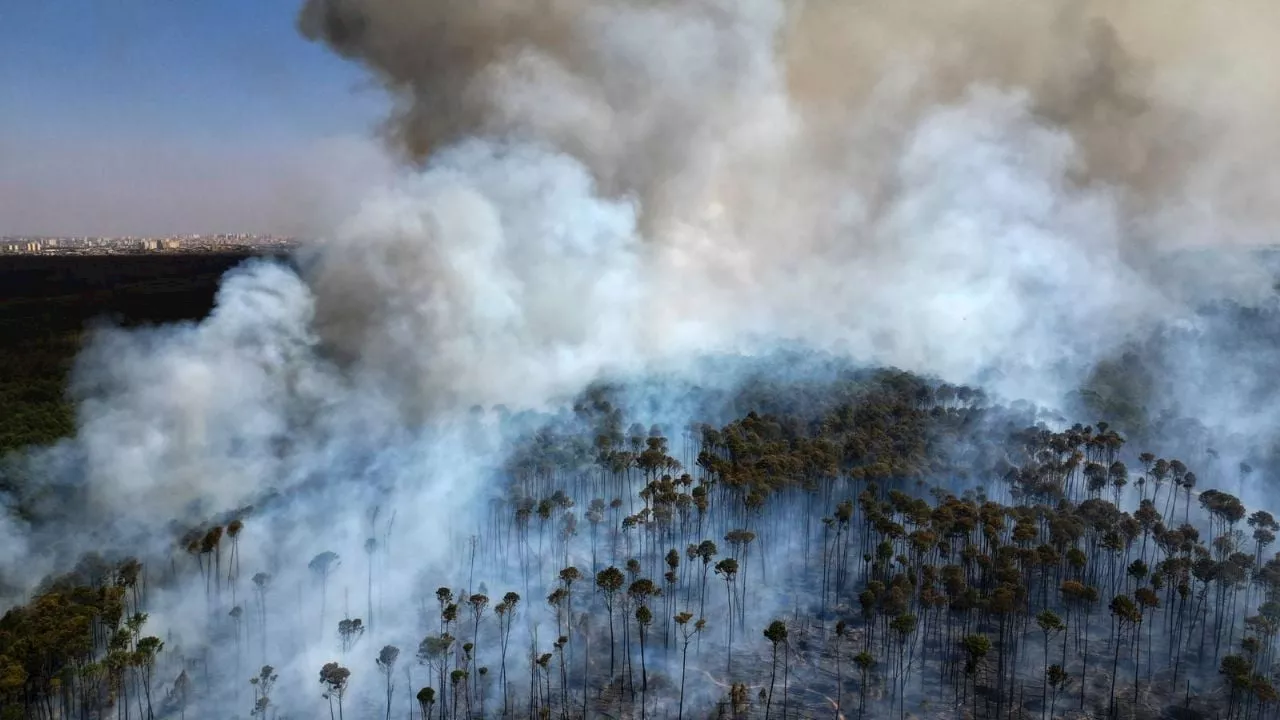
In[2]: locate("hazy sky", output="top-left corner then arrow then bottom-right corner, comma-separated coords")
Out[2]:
0,0 -> 393,236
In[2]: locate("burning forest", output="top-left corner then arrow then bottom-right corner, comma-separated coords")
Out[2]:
8,0 -> 1280,718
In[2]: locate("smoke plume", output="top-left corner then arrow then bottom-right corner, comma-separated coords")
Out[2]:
291,0 -> 1280,405
5,0 -> 1280,716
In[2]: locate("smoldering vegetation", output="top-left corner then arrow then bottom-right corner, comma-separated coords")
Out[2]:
9,360 -> 1280,720
6,0 -> 1280,718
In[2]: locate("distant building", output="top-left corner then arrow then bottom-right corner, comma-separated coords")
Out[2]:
0,234 -> 296,254
1,241 -> 41,252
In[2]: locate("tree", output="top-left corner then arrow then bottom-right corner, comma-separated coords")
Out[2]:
1061,580 -> 1098,709
416,687 -> 436,720
1133,586 -> 1159,703
1108,595 -> 1139,719
449,668 -> 468,720
495,591 -> 520,715
248,665 -> 277,719
338,617 -> 365,654
319,662 -> 351,720
834,620 -> 848,717
635,605 -> 653,719
133,635 -> 163,720
673,612 -> 705,720
227,518 -> 244,600
175,670 -> 191,720
365,536 -> 378,630
252,571 -> 272,660
715,558 -> 739,672
377,645 -> 400,720
628,576 -> 660,701
201,526 -> 224,599
1035,610 -> 1064,720
691,540 -> 718,619
763,620 -> 788,720
960,635 -> 989,715
854,651 -> 876,720
555,566 -> 578,707
309,552 -> 340,639
595,566 -> 625,681
417,633 -> 454,720
466,594 -> 488,703
1220,654 -> 1252,719
1046,664 -> 1070,720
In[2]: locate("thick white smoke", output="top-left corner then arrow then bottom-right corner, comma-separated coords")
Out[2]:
6,0 -> 1280,716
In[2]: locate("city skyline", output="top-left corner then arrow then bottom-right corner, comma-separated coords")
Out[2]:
0,1 -> 390,237
0,233 -> 299,255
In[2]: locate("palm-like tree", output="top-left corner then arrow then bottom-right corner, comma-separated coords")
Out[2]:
634,604 -> 653,720
763,620 -> 787,720
673,612 -> 705,720
1108,595 -> 1140,718
715,558 -> 739,672
319,662 -> 350,720
1035,610 -> 1064,720
377,645 -> 400,720
309,552 -> 340,639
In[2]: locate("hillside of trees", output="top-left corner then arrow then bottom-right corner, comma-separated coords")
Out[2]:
4,344 -> 1280,719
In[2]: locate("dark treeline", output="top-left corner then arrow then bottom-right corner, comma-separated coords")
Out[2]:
4,362 -> 1280,719
0,253 -> 258,457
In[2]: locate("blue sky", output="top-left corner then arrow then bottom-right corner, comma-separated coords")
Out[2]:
0,0 -> 393,235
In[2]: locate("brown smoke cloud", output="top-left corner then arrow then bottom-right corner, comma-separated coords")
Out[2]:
298,0 -> 1280,255
290,0 -> 1280,416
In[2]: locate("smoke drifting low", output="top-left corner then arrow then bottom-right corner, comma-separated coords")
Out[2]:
5,0 -> 1280,717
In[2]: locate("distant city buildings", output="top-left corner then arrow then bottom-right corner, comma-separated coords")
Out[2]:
0,234 -> 298,255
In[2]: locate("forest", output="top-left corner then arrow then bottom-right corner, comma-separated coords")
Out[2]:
10,0 -> 1280,716
3,334 -> 1279,719
0,253 -> 256,457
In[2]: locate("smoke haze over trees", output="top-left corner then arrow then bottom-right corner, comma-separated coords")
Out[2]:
7,0 -> 1280,718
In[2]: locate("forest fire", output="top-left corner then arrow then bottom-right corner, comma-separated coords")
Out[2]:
6,1 -> 1280,719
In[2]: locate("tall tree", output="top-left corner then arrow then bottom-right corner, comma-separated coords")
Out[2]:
596,566 -> 625,681
673,612 -> 705,720
309,552 -> 341,640
635,604 -> 653,720
763,620 -> 787,720
377,645 -> 400,720
1035,610 -> 1064,720
319,662 -> 351,720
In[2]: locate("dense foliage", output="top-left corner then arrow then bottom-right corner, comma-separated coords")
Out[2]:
4,359 -> 1278,719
